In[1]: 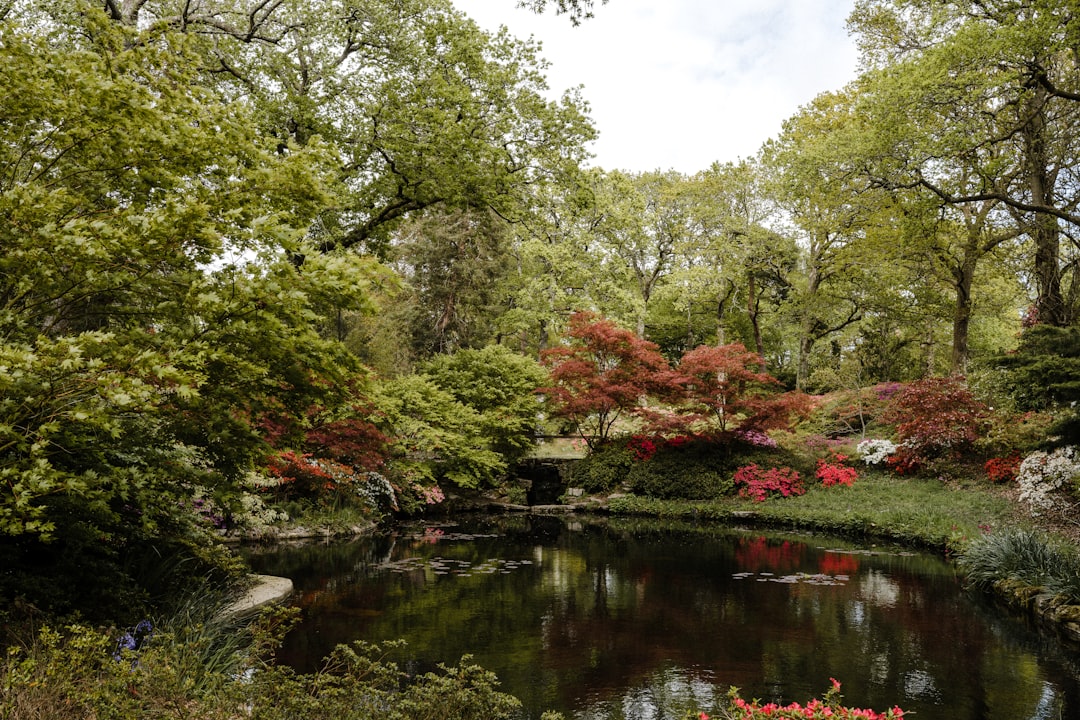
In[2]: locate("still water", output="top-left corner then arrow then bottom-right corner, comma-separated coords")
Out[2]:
243,515 -> 1080,719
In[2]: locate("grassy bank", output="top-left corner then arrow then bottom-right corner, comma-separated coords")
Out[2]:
602,468 -> 1022,552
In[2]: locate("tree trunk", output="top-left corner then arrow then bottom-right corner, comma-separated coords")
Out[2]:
747,272 -> 765,363
795,261 -> 822,390
1023,89 -> 1068,325
950,257 -> 976,375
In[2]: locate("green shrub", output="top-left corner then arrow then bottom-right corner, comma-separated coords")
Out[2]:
625,439 -> 735,499
565,441 -> 636,493
958,529 -> 1080,603
2,609 -> 532,720
622,437 -> 812,501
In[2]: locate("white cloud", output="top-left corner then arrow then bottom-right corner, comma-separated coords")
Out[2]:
452,0 -> 859,173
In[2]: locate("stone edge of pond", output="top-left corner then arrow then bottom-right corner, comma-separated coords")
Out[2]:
987,578 -> 1080,645
221,574 -> 294,619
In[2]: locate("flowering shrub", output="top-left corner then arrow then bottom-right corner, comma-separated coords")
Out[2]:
884,446 -> 921,475
706,679 -> 905,719
734,464 -> 804,502
266,451 -> 397,513
856,438 -> 897,465
816,455 -> 858,487
734,428 -> 779,448
1017,446 -> 1080,514
629,435 -> 659,461
984,455 -> 1022,484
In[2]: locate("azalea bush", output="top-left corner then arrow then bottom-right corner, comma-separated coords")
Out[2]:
1016,446 -> 1080,514
984,455 -> 1022,484
815,455 -> 858,488
699,680 -> 905,719
734,464 -> 805,502
855,438 -> 897,466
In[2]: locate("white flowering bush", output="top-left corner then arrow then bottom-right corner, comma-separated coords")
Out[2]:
1017,446 -> 1080,514
856,438 -> 898,465
354,471 -> 398,511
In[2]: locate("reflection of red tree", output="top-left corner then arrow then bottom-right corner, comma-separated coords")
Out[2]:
733,536 -> 806,573
818,552 -> 860,576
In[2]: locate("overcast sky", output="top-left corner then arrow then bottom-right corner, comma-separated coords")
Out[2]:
451,0 -> 860,174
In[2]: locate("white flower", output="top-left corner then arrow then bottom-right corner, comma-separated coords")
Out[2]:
856,438 -> 898,465
1017,446 -> 1080,514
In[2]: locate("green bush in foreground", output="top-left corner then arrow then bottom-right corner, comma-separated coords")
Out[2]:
1,608 -> 535,720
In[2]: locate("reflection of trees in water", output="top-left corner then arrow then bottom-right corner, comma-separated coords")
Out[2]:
244,519 -> 1080,719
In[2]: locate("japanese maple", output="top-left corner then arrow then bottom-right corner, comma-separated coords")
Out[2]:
881,377 -> 989,465
540,312 -> 675,447
674,343 -> 791,432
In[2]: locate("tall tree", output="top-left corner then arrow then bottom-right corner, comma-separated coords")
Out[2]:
762,89 -> 876,389
850,0 -> 1080,326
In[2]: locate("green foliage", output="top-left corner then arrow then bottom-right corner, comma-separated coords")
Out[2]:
565,441 -> 636,493
395,210 -> 514,357
573,436 -> 811,501
0,5 -> 378,621
625,439 -> 737,500
958,529 -> 1080,604
423,345 -> 548,464
798,383 -> 902,440
993,325 -> 1080,444
377,375 -> 506,489
1,609 -> 526,720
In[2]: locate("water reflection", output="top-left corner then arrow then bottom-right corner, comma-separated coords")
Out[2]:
243,516 -> 1080,719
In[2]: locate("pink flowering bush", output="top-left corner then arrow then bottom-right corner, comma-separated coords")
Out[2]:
693,680 -> 905,719
734,464 -> 805,502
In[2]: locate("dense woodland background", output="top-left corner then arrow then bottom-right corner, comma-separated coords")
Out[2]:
5,0 -> 1080,621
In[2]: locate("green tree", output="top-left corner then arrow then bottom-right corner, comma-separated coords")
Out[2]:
423,345 -> 548,465
393,209 -> 513,357
850,0 -> 1080,326
375,375 -> 506,490
0,4 -> 384,618
762,89 -> 878,389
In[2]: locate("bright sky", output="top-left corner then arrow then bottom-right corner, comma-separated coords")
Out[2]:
452,0 -> 860,174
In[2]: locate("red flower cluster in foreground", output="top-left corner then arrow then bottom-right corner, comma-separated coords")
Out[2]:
700,680 -> 905,719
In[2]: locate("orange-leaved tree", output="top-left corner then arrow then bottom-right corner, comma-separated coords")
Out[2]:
673,343 -> 814,437
540,312 -> 675,448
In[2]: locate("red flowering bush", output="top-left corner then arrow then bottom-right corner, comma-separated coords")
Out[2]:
628,435 -> 659,461
816,455 -> 858,488
885,448 -> 920,475
701,679 -> 905,719
734,464 -> 805,502
985,454 -> 1022,483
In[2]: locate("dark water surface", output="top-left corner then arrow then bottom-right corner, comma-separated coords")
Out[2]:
243,516 -> 1080,719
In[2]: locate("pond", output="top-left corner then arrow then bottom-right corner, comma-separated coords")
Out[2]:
243,515 -> 1080,719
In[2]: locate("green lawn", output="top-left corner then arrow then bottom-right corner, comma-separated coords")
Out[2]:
605,469 -> 1025,552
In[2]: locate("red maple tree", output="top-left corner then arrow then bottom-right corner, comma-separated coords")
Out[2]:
674,343 -> 784,432
540,312 -> 675,447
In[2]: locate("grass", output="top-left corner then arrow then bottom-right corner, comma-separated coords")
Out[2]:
606,468 -> 1023,551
